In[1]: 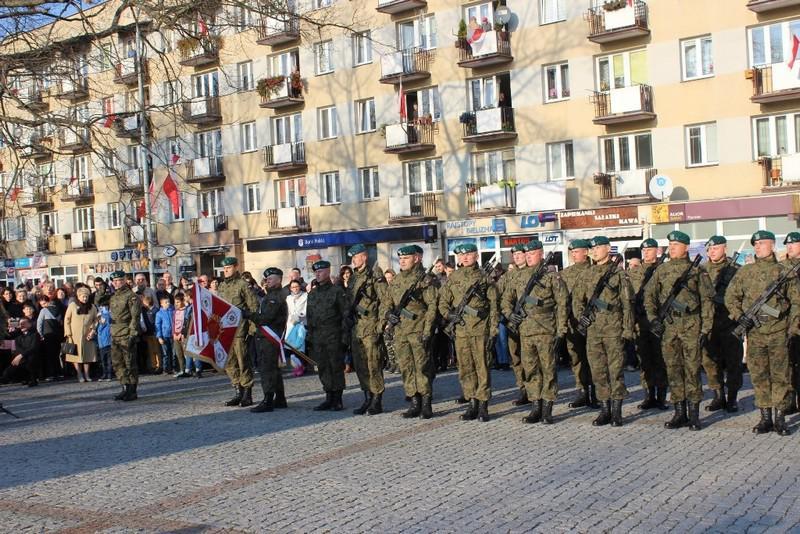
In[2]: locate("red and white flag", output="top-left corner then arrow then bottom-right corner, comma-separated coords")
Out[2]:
789,35 -> 800,69
399,79 -> 406,121
198,14 -> 209,36
102,113 -> 116,128
162,173 -> 181,218
260,325 -> 287,366
186,282 -> 242,371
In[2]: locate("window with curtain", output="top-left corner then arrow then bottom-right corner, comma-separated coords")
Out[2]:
681,36 -> 713,80
544,62 -> 570,102
540,0 -> 565,24
547,141 -> 574,180
405,158 -> 443,194
356,98 -> 376,133
597,49 -> 647,91
685,123 -> 718,167
320,171 -> 341,204
360,167 -> 380,200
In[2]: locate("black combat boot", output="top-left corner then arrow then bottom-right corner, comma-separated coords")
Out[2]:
403,394 -> 422,418
122,384 -> 138,402
753,408 -> 773,434
330,390 -> 344,411
274,391 -> 288,409
477,400 -> 489,422
523,400 -> 542,424
588,385 -> 601,409
638,387 -> 657,410
367,393 -> 383,415
592,400 -> 611,426
239,387 -> 253,408
114,385 -> 127,401
688,402 -> 702,431
655,387 -> 669,410
313,392 -> 334,411
353,391 -> 373,415
461,399 -> 479,421
664,401 -> 688,429
774,409 -> 791,436
785,392 -> 798,415
568,387 -> 589,408
705,389 -> 726,412
420,395 -> 433,419
225,386 -> 244,407
513,388 -> 532,406
725,388 -> 739,413
610,400 -> 623,427
541,401 -> 554,424
250,393 -> 274,413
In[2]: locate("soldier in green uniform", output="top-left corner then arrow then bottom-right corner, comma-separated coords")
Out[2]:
379,245 -> 438,419
572,236 -> 634,426
701,235 -> 744,412
307,260 -> 349,411
108,270 -> 141,401
726,231 -> 800,435
217,257 -> 259,408
644,231 -> 714,431
347,243 -> 387,416
560,239 -> 598,409
438,243 -> 498,422
628,238 -> 669,410
500,243 -> 531,406
249,267 -> 289,413
502,240 -> 568,424
782,231 -> 800,415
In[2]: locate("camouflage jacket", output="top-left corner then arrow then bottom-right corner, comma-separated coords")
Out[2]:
250,286 -> 288,338
572,262 -> 634,339
349,264 -> 386,337
218,273 -> 259,337
703,257 -> 739,330
109,285 -> 141,339
628,261 -> 658,329
379,264 -> 438,336
438,263 -> 498,338
306,280 -> 348,342
644,256 -> 714,335
501,265 -> 567,338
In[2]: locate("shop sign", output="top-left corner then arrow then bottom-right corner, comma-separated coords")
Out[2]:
500,235 -> 536,248
520,212 -> 558,229
683,195 -> 794,221
542,232 -> 561,245
90,258 -> 166,274
13,258 -> 31,269
650,203 -> 686,223
445,218 -> 498,237
559,207 -> 639,229
110,249 -> 147,262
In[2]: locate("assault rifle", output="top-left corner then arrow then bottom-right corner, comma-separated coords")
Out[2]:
506,251 -> 555,335
384,259 -> 439,336
634,253 -> 667,315
576,252 -> 625,336
731,260 -> 800,341
343,263 -> 379,351
442,254 -> 499,339
650,254 -> 703,338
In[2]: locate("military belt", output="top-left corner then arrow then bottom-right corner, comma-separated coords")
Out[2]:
463,305 -> 488,319
590,298 -> 616,313
525,295 -> 552,307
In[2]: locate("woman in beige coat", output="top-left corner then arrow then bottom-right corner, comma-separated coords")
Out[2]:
64,286 -> 98,382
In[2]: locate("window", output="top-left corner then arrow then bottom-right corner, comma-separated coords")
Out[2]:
74,207 -> 95,231
405,158 -> 443,194
245,183 -> 261,212
237,61 -> 254,91
167,137 -> 182,161
38,163 -> 55,186
540,0 -> 566,24
352,31 -> 372,66
276,176 -> 307,208
464,3 -> 494,28
272,113 -> 303,144
232,4 -> 254,32
171,192 -> 185,222
544,62 -> 570,102
469,76 -> 496,110
596,49 -> 648,91
192,70 -> 219,98
270,50 -> 300,77
314,0 -> 332,7
751,113 -> 800,158
72,156 -> 90,184
199,189 -> 224,217
1,217 -> 26,241
95,43 -> 113,71
749,20 -> 800,67
162,81 -> 178,105
318,106 -> 338,139
40,212 -> 58,234
195,129 -> 222,157
397,15 -> 437,51
473,149 -> 516,185
356,98 -> 376,133
108,203 -> 121,228
547,141 -> 575,180
360,167 -> 380,200
240,122 -> 258,152
601,132 -> 653,173
416,86 -> 442,121
681,36 -> 713,80
685,123 -> 718,167
321,171 -> 341,205
315,40 -> 334,75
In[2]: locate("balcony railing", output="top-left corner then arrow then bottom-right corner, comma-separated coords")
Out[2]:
59,128 -> 91,152
266,206 -> 311,234
190,215 -> 228,234
124,224 -> 157,246
747,0 -> 800,12
54,77 -> 89,100
456,32 -> 512,68
256,16 -> 300,46
376,0 -> 427,14
759,155 -> 800,190
114,57 -> 148,85
750,64 -> 800,104
384,122 -> 436,154
67,231 -> 97,251
380,47 -> 431,84
178,37 -> 221,67
114,114 -> 142,139
259,77 -> 304,109
594,167 -> 656,203
17,87 -> 48,112
20,137 -> 51,160
461,107 -> 517,143
263,142 -> 306,172
20,187 -> 54,209
388,192 -> 438,222
182,95 -> 221,124
466,183 -> 517,215
585,0 -> 649,44
591,84 -> 655,125
62,181 -> 94,202
32,236 -> 54,254
187,156 -> 224,183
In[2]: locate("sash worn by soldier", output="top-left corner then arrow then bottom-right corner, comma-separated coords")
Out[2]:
781,231 -> 800,415
500,243 -> 531,406
109,270 -> 141,402
249,267 -> 289,413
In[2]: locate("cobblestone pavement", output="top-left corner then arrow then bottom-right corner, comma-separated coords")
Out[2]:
1,365 -> 800,533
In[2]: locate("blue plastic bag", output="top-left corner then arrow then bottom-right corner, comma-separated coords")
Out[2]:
285,323 -> 306,353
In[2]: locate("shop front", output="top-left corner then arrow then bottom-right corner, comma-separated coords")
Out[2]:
559,206 -> 643,261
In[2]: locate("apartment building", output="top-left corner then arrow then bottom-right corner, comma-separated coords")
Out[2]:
2,0 -> 800,285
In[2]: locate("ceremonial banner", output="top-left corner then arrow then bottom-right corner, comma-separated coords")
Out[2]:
186,282 -> 242,371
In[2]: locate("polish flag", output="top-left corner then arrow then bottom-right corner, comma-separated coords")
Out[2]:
170,153 -> 181,166
9,187 -> 20,202
102,113 -> 116,128
789,35 -> 800,69
162,173 -> 181,218
198,14 -> 209,36
399,80 -> 406,121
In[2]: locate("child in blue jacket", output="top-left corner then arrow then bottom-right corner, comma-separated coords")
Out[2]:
97,304 -> 113,381
155,296 -> 175,374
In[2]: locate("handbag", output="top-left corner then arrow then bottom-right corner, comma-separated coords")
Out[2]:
60,342 -> 78,356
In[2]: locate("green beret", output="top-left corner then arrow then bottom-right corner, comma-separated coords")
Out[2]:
568,239 -> 590,250
640,238 -> 659,249
109,270 -> 126,280
220,257 -> 238,267
312,260 -> 330,271
784,232 -> 800,245
413,245 -> 424,254
511,243 -> 527,253
347,244 -> 367,257
706,235 -> 727,247
458,243 -> 478,254
751,230 -> 776,245
667,231 -> 690,245
524,240 -> 543,252
590,236 -> 611,247
397,245 -> 417,256
263,267 -> 283,278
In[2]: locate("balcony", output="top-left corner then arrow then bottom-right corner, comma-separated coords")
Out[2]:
263,142 -> 306,172
190,215 -> 228,234
114,114 -> 142,139
380,47 -> 431,85
466,183 -> 516,216
16,87 -> 48,113
114,57 -> 148,85
58,128 -> 91,153
20,138 -> 51,160
591,84 -> 655,125
259,76 -> 304,109
759,155 -> 800,192
124,225 -> 157,246
53,77 -> 89,101
178,37 -> 221,67
750,64 -> 800,104
461,107 -> 517,143
30,236 -> 54,255
376,0 -> 426,14
747,0 -> 800,12
456,32 -> 512,69
61,181 -> 95,203
120,168 -> 150,193
67,231 -> 97,251
266,206 -> 311,234
388,192 -> 438,223
186,156 -> 224,184
20,187 -> 54,210
256,16 -> 300,46
182,96 -> 221,125
384,122 -> 436,154
594,167 -> 656,205
585,1 -> 649,44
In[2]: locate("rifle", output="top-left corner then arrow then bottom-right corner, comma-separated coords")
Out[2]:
576,252 -> 624,336
506,251 -> 555,335
0,403 -> 19,419
651,254 -> 703,338
635,253 -> 667,314
344,263 -> 379,335
731,260 -> 800,341
384,259 -> 438,336
442,254 -> 499,339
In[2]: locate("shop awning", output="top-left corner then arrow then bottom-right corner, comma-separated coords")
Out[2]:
565,226 -> 643,241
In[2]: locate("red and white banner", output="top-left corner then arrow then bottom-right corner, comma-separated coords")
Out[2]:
186,282 -> 242,370
260,325 -> 287,367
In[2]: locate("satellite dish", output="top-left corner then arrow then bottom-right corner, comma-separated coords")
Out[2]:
649,174 -> 674,201
495,7 -> 511,24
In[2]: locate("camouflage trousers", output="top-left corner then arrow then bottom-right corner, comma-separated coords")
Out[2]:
661,325 -> 703,403
454,335 -> 491,401
586,334 -> 628,401
520,334 -> 558,402
224,335 -> 254,389
635,326 -> 667,390
566,328 -> 593,390
748,335 -> 791,410
352,332 -> 385,395
112,336 -> 138,386
507,331 -> 525,389
394,333 -> 434,397
702,326 -> 743,392
255,337 -> 284,397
